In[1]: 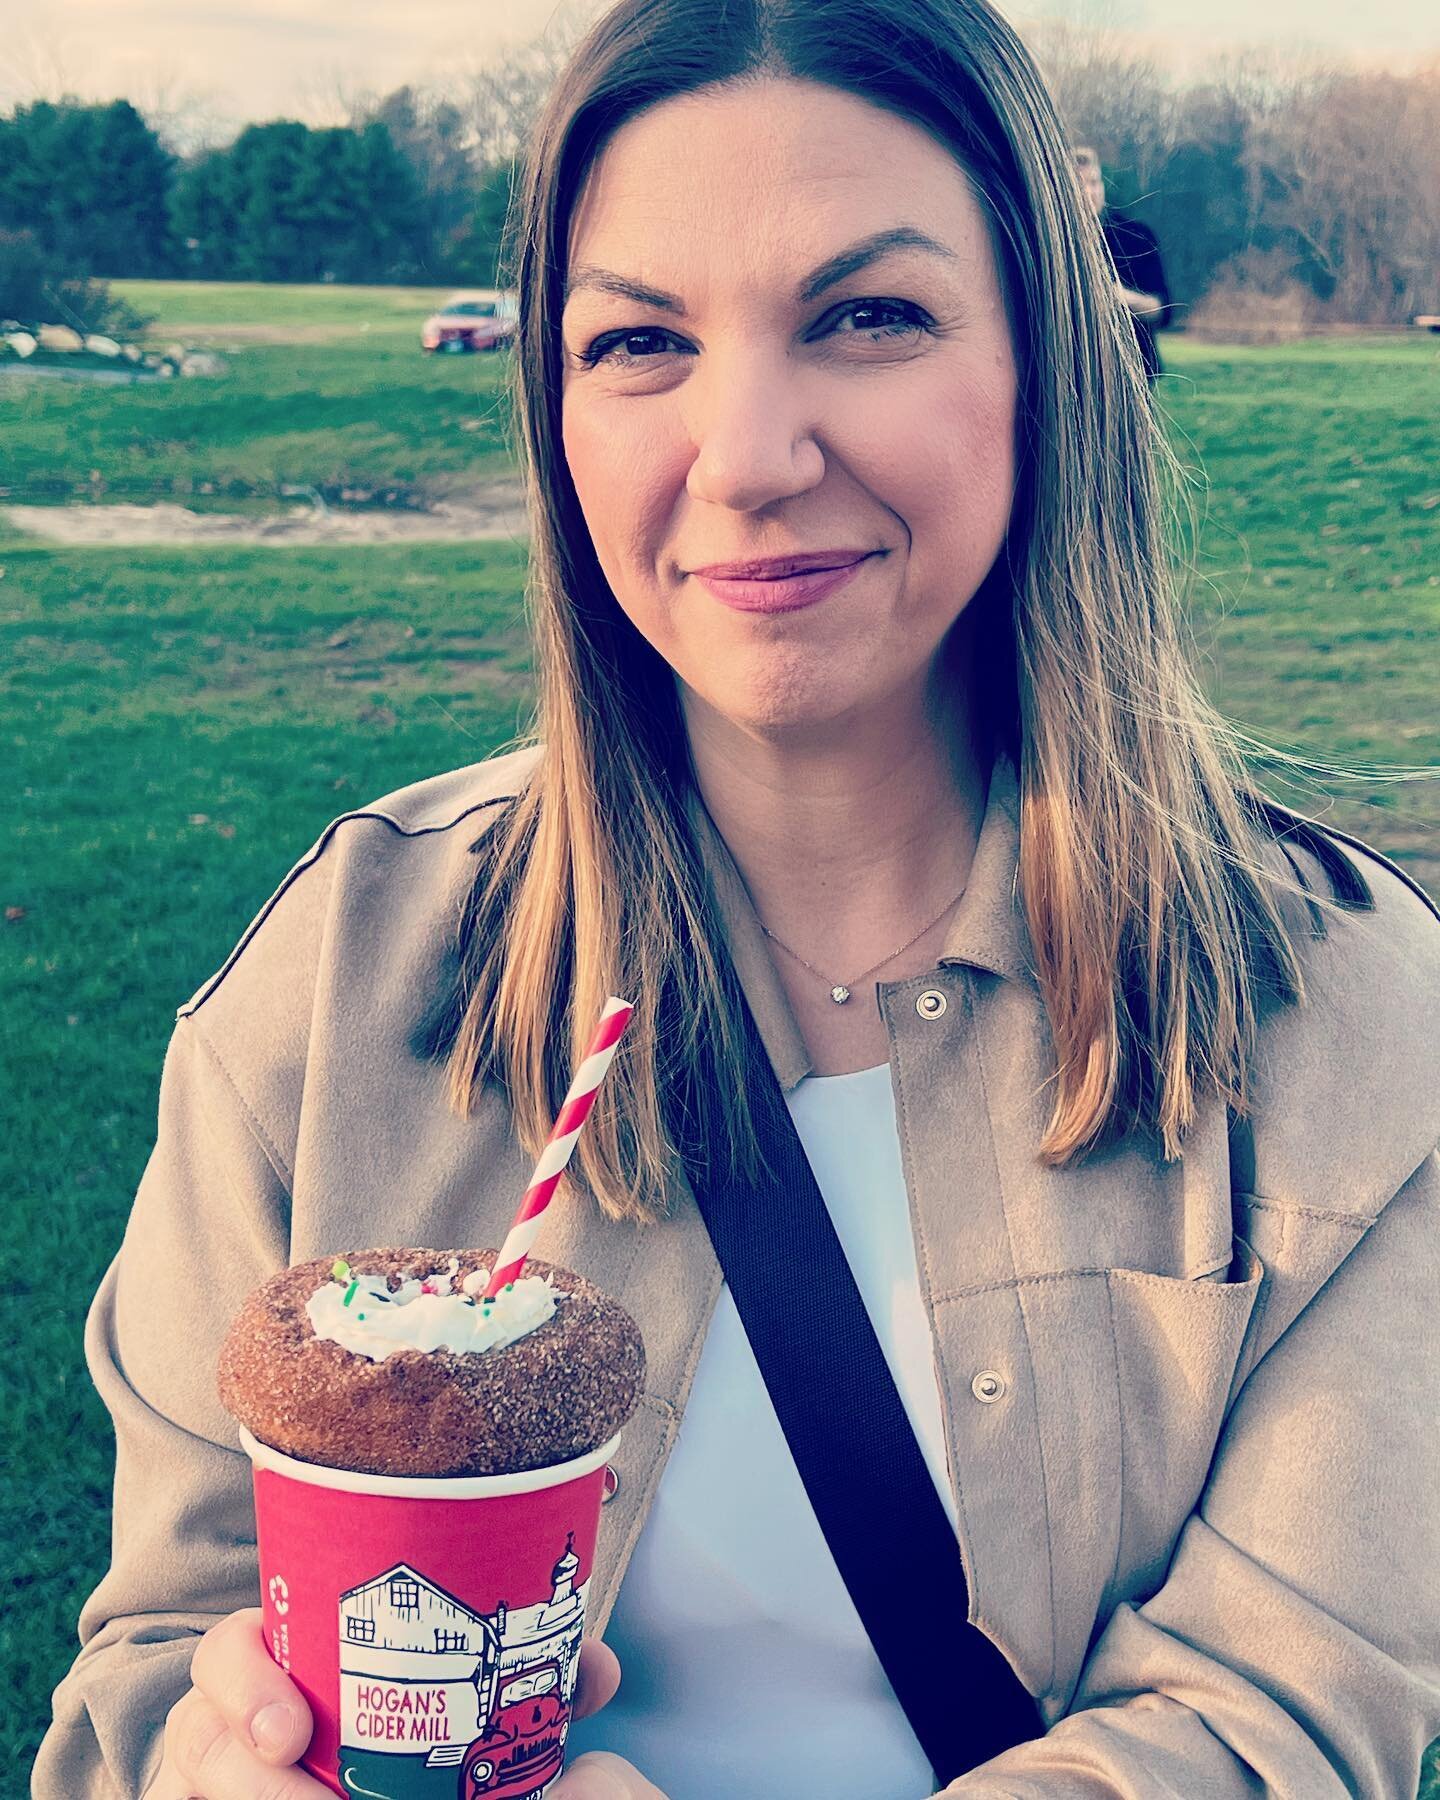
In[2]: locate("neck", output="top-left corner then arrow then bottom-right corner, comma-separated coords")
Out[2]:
683,650 -> 992,969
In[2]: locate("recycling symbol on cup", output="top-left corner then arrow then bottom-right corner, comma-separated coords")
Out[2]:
268,1574 -> 290,1615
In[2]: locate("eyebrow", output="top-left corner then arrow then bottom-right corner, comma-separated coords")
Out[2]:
562,224 -> 958,313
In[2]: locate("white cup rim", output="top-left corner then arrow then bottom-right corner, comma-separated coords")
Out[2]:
238,1423 -> 622,1498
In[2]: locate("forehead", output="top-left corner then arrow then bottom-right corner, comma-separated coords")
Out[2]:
566,77 -> 992,275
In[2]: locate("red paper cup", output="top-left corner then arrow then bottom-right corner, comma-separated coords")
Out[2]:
239,1424 -> 621,1800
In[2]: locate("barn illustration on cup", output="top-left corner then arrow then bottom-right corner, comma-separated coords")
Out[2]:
337,1535 -> 588,1800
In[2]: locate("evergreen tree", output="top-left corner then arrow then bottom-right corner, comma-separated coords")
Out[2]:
170,119 -> 424,282
362,86 -> 475,279
448,158 -> 521,286
0,99 -> 176,276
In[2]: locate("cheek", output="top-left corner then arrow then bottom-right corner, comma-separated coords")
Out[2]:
561,401 -> 674,611
560,402 -> 621,540
882,361 -> 1018,570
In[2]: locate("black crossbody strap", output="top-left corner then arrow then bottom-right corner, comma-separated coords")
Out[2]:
667,987 -> 1044,1787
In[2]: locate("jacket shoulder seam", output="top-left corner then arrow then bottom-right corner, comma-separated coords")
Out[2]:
175,791 -> 517,1023
180,1012 -> 297,1194
1294,815 -> 1440,926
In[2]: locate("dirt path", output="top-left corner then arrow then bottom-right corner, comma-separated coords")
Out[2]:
2,483 -> 529,546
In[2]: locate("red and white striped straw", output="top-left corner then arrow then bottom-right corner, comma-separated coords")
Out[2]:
480,995 -> 634,1299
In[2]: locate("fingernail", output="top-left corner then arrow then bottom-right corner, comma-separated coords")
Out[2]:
251,1702 -> 295,1754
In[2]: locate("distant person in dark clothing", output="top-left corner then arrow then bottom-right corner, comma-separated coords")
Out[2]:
1075,145 -> 1172,383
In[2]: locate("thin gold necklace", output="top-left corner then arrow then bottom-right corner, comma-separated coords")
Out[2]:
759,883 -> 968,1004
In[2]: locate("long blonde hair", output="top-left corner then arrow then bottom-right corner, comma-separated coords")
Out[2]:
426,0 -> 1390,1224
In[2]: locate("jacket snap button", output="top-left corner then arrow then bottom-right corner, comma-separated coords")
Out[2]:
602,1465 -> 620,1503
971,1370 -> 1006,1403
916,989 -> 948,1019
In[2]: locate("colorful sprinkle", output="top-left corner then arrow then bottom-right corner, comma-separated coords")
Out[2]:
357,1312 -> 366,1320
332,1258 -> 352,1284
343,1280 -> 359,1308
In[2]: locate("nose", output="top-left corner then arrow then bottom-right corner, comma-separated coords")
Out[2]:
684,350 -> 825,513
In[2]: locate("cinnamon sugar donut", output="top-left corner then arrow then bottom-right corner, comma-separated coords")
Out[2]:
217,1247 -> 645,1477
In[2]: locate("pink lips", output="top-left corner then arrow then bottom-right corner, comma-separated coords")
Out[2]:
691,552 -> 876,614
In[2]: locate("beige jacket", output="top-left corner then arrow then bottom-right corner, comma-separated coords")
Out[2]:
33,744 -> 1440,1800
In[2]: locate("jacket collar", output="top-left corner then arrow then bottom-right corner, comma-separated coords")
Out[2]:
686,745 -> 1038,1094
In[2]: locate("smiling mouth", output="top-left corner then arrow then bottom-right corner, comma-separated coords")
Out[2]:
689,550 -> 878,581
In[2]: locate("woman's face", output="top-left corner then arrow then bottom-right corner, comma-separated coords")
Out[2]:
560,76 -> 1019,739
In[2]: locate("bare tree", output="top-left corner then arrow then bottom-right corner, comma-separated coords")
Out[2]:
121,66 -> 235,158
1022,18 -> 1440,329
350,83 -> 480,276
0,20 -> 91,112
1026,15 -> 1175,197
452,1 -> 595,166
1249,62 -> 1440,322
292,61 -> 381,132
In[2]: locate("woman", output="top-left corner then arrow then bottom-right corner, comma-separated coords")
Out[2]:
33,0 -> 1440,1795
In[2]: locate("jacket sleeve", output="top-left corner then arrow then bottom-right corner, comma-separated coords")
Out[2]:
32,1015 -> 291,1800
1129,222 -> 1172,329
933,1146 -> 1440,1800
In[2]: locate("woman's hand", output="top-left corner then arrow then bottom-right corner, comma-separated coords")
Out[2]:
551,1639 -> 670,1799
144,1613 -> 663,1799
144,1606 -> 323,1798
1118,282 -> 1165,321
552,1755 -> 669,1799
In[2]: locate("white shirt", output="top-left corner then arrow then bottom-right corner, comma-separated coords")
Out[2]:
565,1062 -> 956,1799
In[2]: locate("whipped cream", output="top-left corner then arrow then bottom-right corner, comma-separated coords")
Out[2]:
306,1256 -> 559,1362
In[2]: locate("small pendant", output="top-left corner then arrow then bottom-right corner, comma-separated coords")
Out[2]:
830,985 -> 851,1005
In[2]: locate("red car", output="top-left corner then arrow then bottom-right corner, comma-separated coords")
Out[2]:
460,1662 -> 568,1799
421,291 -> 518,354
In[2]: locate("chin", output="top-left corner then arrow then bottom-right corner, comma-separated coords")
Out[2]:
689,662 -> 874,737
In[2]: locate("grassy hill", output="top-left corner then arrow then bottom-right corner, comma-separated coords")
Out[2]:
4,282 -> 1437,1793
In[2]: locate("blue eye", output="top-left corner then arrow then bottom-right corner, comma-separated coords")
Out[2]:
576,298 -> 932,367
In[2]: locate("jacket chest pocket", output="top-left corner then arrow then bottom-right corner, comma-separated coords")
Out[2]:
985,1241 -> 1265,1714
1100,1238 -> 1267,1604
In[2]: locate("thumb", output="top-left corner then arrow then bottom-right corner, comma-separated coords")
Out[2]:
572,1637 -> 621,1721
555,1751 -> 666,1798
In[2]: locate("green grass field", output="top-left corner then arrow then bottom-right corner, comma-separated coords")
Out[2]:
1,280 -> 515,505
4,283 -> 1438,1792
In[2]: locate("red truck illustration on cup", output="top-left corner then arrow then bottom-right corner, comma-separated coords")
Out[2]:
459,1660 -> 567,1798
336,1536 -> 585,1800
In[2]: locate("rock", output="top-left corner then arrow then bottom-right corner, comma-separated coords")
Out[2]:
179,350 -> 228,378
38,324 -> 85,352
3,331 -> 37,358
84,334 -> 123,357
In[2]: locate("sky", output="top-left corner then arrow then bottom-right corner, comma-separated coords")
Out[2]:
3,0 -> 1435,146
